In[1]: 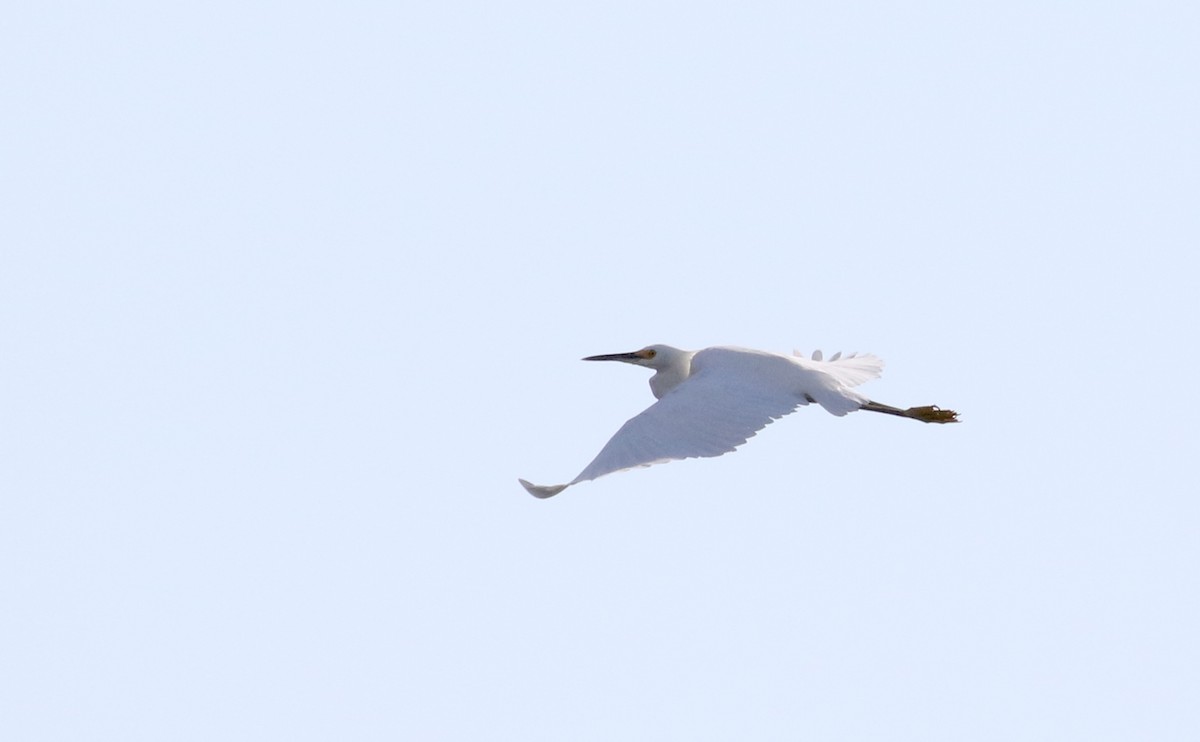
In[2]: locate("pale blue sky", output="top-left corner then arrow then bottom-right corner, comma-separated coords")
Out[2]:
3,2 -> 1198,740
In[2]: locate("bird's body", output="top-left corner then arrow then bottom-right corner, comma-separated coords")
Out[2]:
520,344 -> 957,498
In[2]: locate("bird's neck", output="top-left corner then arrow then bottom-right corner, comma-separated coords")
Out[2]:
649,355 -> 693,399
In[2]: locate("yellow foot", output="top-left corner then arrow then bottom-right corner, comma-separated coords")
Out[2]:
906,405 -> 960,424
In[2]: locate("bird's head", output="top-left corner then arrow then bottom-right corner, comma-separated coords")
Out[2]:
583,345 -> 693,398
582,344 -> 682,370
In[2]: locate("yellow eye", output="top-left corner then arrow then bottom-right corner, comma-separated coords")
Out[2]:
645,349 -> 657,359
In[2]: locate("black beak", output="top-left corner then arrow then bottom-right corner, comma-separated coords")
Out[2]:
582,351 -> 642,362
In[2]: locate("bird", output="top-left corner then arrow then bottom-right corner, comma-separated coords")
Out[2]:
519,344 -> 958,498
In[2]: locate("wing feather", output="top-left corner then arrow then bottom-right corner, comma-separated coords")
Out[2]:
792,349 -> 884,388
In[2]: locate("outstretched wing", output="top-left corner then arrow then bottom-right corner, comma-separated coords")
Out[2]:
519,349 -> 809,498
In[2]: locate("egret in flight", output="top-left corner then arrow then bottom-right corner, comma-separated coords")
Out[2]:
519,344 -> 958,498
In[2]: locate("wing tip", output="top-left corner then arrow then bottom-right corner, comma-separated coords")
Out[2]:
519,478 -> 569,499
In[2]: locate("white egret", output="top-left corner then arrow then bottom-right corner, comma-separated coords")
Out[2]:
519,344 -> 958,498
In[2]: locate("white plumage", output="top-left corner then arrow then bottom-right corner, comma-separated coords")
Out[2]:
520,344 -> 957,498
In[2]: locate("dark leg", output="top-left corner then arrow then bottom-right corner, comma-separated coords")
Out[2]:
861,400 -> 960,424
